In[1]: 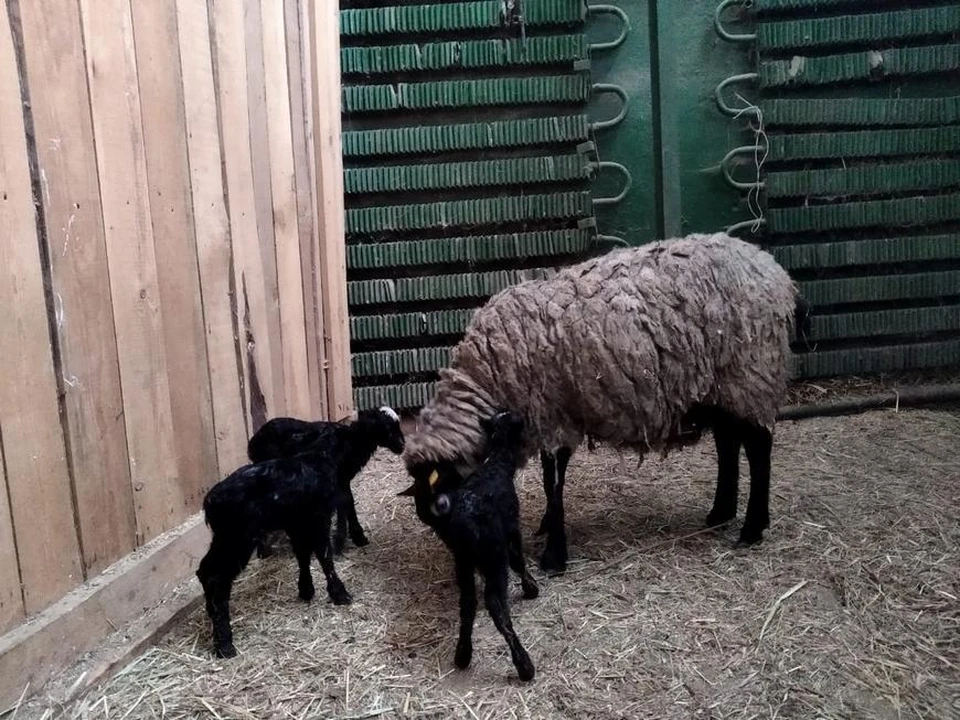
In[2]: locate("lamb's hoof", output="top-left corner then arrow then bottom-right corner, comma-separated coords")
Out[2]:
215,643 -> 237,659
350,533 -> 370,548
299,584 -> 316,602
521,581 -> 539,600
515,655 -> 535,682
256,544 -> 276,559
706,507 -> 736,528
539,546 -> 567,576
329,585 -> 352,605
454,640 -> 472,670
736,525 -> 765,547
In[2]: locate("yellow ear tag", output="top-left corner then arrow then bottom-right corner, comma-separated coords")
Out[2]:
428,469 -> 439,488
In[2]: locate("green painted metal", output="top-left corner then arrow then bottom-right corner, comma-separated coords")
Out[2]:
348,268 -> 553,306
347,229 -> 594,269
754,0 -> 888,10
760,96 -> 960,127
766,127 -> 960,161
757,6 -> 960,51
352,346 -> 452,378
341,35 -> 588,75
810,306 -> 960,342
342,74 -> 592,113
793,340 -> 960,377
346,191 -> 593,235
350,309 -> 475,342
771,234 -> 960,270
765,159 -> 960,199
354,382 -> 438,412
799,271 -> 960,307
766,194 -> 960,233
344,155 -> 591,194
759,44 -> 960,88
341,116 -> 590,158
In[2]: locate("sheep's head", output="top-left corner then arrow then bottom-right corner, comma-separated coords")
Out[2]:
355,406 -> 405,455
397,460 -> 464,526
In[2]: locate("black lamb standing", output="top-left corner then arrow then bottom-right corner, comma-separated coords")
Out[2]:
247,407 -> 405,557
399,410 -> 540,682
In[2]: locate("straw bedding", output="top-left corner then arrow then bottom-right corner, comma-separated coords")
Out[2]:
24,407 -> 960,719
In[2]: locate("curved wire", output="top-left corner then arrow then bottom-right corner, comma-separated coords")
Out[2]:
715,72 -> 760,116
589,84 -> 629,131
720,145 -> 766,190
594,234 -> 630,247
726,218 -> 767,235
714,0 -> 757,43
591,161 -> 633,206
587,4 -> 631,52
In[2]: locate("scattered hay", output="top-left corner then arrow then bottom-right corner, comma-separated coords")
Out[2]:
33,409 -> 960,719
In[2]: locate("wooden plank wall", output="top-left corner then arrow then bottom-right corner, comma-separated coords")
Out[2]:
0,0 -> 350,634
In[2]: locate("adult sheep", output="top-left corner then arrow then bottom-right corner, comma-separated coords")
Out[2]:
402,232 -> 808,574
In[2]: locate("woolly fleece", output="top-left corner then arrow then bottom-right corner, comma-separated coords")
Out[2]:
404,232 -> 799,473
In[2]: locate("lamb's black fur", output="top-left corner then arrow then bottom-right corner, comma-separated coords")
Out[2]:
399,411 -> 539,682
247,407 -> 405,557
197,445 -> 352,659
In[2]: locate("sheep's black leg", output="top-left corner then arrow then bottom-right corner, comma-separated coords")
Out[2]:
313,515 -> 352,605
706,415 -> 743,528
344,488 -> 369,547
288,532 -> 315,601
739,423 -> 772,546
332,495 -> 349,556
453,555 -> 477,670
535,451 -> 555,536
507,528 -> 539,599
482,563 -> 535,682
196,534 -> 254,659
539,447 -> 570,575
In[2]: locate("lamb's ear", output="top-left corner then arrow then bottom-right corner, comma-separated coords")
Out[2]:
396,483 -> 416,497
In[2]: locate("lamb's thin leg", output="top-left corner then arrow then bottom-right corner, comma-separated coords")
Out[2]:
540,447 -> 570,575
739,424 -> 773,546
333,496 -> 349,556
507,528 -> 539,599
313,515 -> 352,604
706,416 -> 743,528
482,563 -> 535,682
196,534 -> 255,658
288,532 -> 316,601
344,489 -> 369,547
453,555 -> 477,670
535,451 -> 555,536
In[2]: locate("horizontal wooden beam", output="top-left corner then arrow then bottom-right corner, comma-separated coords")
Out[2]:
0,515 -> 209,710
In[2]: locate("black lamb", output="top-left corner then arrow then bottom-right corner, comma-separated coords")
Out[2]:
197,443 -> 352,658
398,410 -> 539,682
247,407 -> 405,557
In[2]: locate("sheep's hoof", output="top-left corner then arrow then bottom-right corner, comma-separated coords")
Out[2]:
454,640 -> 472,669
350,532 -> 370,548
215,643 -> 237,659
299,584 -> 316,602
736,525 -> 765,547
705,507 -> 736,528
521,581 -> 539,600
515,655 -> 535,682
538,548 -> 567,576
329,585 -> 352,605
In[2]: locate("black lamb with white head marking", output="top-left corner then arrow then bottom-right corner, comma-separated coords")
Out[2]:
247,407 -> 404,556
197,439 -> 353,659
399,410 -> 539,682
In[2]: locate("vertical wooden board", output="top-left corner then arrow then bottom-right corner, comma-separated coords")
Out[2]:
0,421 -> 24,632
78,0 -> 183,543
16,0 -> 136,574
285,0 -> 327,419
261,0 -> 311,420
243,0 -> 286,420
175,0 -> 249,472
308,0 -> 352,420
0,0 -> 84,612
209,0 -> 281,431
129,1 -> 220,507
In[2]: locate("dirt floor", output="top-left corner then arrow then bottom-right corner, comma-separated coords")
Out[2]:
28,407 -> 960,719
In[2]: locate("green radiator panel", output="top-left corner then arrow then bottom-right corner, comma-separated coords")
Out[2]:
341,0 -> 631,410
715,2 -> 960,379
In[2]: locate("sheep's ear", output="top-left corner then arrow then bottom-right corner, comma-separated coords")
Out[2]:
396,483 -> 416,497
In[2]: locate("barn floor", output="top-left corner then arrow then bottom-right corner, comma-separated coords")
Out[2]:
44,409 -> 960,719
